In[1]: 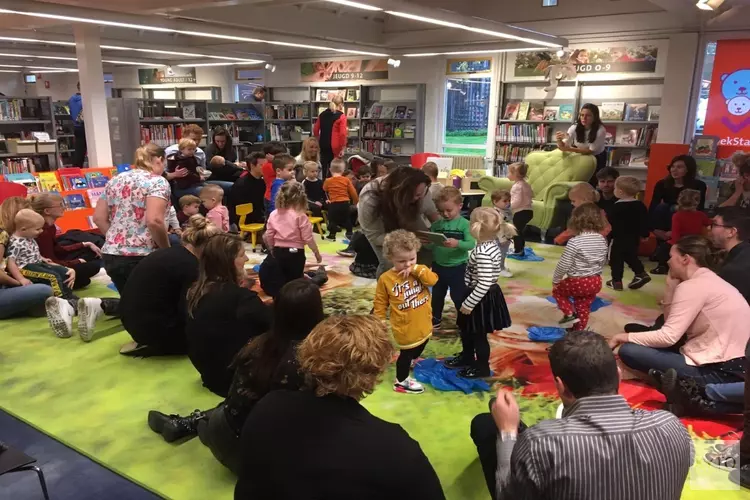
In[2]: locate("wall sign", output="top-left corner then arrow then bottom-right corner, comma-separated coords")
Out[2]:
514,45 -> 658,77
138,66 -> 197,84
301,60 -> 388,82
703,39 -> 750,147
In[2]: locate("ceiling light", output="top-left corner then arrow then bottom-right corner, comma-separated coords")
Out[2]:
696,0 -> 724,9
0,69 -> 19,72
0,63 -> 76,71
324,0 -> 383,11
403,47 -> 551,57
0,36 -> 75,47
387,58 -> 401,68
184,32 -> 389,57
0,9 -> 172,33
178,61 -> 263,67
556,49 -> 566,57
102,45 -> 265,62
102,60 -> 160,66
0,52 -> 77,61
265,63 -> 277,72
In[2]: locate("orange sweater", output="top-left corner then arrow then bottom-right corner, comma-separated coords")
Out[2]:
323,175 -> 358,203
554,208 -> 611,245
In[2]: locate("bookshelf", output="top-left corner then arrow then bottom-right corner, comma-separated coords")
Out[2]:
264,87 -> 311,154
54,100 -> 75,168
0,97 -> 58,174
207,101 -> 265,162
311,85 -> 363,153
137,99 -> 210,149
360,84 -> 425,161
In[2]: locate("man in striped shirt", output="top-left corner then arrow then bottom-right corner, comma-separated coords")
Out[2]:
471,330 -> 694,500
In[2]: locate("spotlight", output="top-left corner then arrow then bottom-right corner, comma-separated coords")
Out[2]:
387,58 -> 401,68
556,49 -> 566,57
265,63 -> 276,72
696,0 -> 724,9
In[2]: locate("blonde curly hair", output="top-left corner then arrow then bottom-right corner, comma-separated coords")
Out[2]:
382,229 -> 421,260
297,315 -> 393,400
568,202 -> 607,233
469,207 -> 516,242
275,181 -> 308,211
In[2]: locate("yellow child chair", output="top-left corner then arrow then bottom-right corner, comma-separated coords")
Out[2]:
306,211 -> 325,235
236,203 -> 265,250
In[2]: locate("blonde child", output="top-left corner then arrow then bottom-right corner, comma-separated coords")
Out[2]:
302,161 -> 326,217
265,182 -> 322,286
323,158 -> 358,241
552,203 -> 609,330
490,189 -> 515,277
166,137 -> 202,195
374,230 -> 438,394
269,154 -> 296,213
607,176 -> 651,291
421,161 -> 443,199
178,194 -> 201,228
652,188 -> 711,274
450,208 -> 512,378
554,183 -> 611,245
508,162 -> 534,256
200,184 -> 229,232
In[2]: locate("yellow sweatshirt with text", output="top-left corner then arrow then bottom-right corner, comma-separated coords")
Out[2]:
374,264 -> 439,349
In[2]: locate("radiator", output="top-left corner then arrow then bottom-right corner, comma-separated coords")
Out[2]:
441,154 -> 485,172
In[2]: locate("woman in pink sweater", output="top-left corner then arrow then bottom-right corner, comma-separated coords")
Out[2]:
609,235 -> 750,385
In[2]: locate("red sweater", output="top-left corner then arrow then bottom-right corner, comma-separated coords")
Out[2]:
263,160 -> 276,201
36,222 -> 84,267
669,210 -> 711,244
313,110 -> 348,157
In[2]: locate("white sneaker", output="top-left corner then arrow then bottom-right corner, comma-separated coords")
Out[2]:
393,377 -> 424,394
78,298 -> 103,342
45,297 -> 74,338
499,268 -> 513,278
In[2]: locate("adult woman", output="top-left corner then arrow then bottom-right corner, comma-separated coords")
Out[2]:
205,126 -> 237,164
358,166 -> 439,277
93,143 -> 170,294
649,155 -> 707,236
313,94 -> 347,178
147,279 -> 324,474
31,193 -> 102,290
185,233 -> 271,397
235,315 -> 445,499
0,197 -> 52,319
555,103 -> 607,183
294,137 -> 321,181
609,235 -> 750,385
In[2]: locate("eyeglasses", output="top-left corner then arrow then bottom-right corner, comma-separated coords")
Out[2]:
709,222 -> 733,229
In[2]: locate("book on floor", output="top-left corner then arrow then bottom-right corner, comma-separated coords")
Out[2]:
543,106 -> 559,121
503,102 -> 519,120
624,103 -> 648,121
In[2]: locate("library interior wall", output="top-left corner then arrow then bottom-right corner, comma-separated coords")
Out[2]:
110,66 -> 235,102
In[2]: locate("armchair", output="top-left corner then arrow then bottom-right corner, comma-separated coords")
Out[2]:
478,150 -> 596,239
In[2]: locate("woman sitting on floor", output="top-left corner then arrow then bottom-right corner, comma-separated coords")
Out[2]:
609,235 -> 750,386
148,279 -> 324,475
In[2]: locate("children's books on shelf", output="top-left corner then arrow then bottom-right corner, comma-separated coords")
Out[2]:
647,106 -> 660,121
543,106 -> 559,121
503,102 -> 519,120
0,158 -> 35,175
85,171 -> 109,187
394,106 -> 406,119
4,173 -> 40,194
527,102 -> 544,121
38,172 -> 61,192
182,104 -> 196,119
558,104 -> 574,121
496,123 -> 551,144
624,103 -> 648,121
600,102 -> 625,121
64,193 -> 86,210
87,187 -> 105,208
517,102 -> 530,121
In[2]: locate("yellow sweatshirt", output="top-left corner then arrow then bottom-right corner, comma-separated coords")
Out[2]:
374,264 -> 439,349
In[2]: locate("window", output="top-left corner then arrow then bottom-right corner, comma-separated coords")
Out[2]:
693,41 -> 716,136
542,0 -> 557,6
235,83 -> 263,102
443,76 -> 492,155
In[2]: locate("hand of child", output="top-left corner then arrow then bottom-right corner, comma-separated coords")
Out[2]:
314,251 -> 323,263
64,268 -> 76,288
315,201 -> 323,207
459,305 -> 472,315
607,333 -> 629,349
397,265 -> 413,279
84,241 -> 102,257
19,277 -> 32,287
443,238 -> 459,248
41,257 -> 54,264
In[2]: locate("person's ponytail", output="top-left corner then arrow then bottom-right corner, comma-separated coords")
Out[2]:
329,94 -> 344,112
134,143 -> 165,171
181,214 -> 220,249
674,235 -> 727,271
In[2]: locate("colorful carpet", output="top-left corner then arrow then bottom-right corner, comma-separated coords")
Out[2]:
0,240 -> 745,499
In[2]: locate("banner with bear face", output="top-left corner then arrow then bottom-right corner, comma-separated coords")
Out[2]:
704,39 -> 750,147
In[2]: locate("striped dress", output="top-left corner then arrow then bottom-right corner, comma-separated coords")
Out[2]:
459,240 -> 511,334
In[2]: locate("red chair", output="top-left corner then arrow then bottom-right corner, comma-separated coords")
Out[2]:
0,182 -> 27,204
410,153 -> 441,169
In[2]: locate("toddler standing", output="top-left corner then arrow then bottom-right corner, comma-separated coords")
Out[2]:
607,176 -> 651,291
374,230 -> 438,394
508,162 -> 534,256
421,161 -> 444,200
262,142 -> 288,215
449,208 -> 512,379
490,189 -> 514,277
302,161 -> 326,217
200,184 -> 229,232
551,203 -> 609,330
269,154 -> 297,214
322,158 -> 358,241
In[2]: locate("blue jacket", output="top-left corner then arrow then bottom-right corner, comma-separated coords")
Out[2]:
68,93 -> 83,127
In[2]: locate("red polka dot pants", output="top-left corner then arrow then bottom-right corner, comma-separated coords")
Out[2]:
551,275 -> 602,329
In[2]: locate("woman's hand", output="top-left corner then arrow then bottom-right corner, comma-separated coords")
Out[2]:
166,168 -> 188,180
608,333 -> 629,349
555,131 -> 566,142
83,241 -> 102,257
64,268 -> 76,288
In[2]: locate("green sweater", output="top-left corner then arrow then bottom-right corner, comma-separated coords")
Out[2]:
429,216 -> 475,267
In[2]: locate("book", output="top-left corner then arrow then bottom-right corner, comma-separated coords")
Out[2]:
517,102 -> 530,121
345,89 -> 359,102
717,159 -> 739,180
394,106 -> 406,119
604,125 -> 618,145
696,159 -> 718,178
38,172 -> 61,192
543,106 -> 559,121
346,107 -> 357,118
619,129 -> 638,145
503,102 -> 519,120
316,89 -> 329,101
624,103 -> 648,121
381,106 -> 395,119
368,104 -> 383,118
647,106 -> 660,122
182,104 -> 196,119
405,108 -> 414,119
64,193 -> 86,210
527,102 -> 544,121
5,173 -> 39,194
600,102 -> 625,121
691,135 -> 719,159
87,187 -> 105,208
85,171 -> 109,187
558,104 -> 574,121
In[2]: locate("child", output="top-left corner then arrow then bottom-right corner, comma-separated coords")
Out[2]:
607,176 -> 652,291
354,165 -> 372,194
651,188 -> 711,274
322,158 -> 358,240
448,207 -> 512,379
371,157 -> 387,178
261,142 -> 288,214
421,161 -> 444,199
344,168 -> 356,184
200,184 -> 229,232
554,183 -> 611,245
490,189 -> 514,277
166,206 -> 182,246
429,187 -> 475,329
208,155 -> 243,182
373,230 -> 438,394
268,154 -> 296,214
595,166 -> 620,219
265,182 -> 322,287
166,138 -> 202,192
508,162 -> 534,256
551,203 -> 609,329
229,152 -> 266,224
178,195 -> 202,228
302,161 -> 326,217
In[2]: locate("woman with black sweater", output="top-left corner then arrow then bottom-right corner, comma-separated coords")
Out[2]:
314,94 -> 348,178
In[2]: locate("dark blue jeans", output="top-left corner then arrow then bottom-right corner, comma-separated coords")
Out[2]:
431,262 -> 467,324
618,342 -> 744,385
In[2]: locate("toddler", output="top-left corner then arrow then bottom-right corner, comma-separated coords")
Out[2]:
261,142 -> 288,214
429,187 -> 475,329
268,154 -> 296,214
265,182 -> 322,287
323,158 -> 358,241
354,165 -> 371,194
422,161 -> 444,199
508,162 -> 534,256
166,206 -> 182,246
652,188 -> 711,274
552,203 -> 609,330
302,161 -> 326,217
208,154 -> 243,182
449,208 -> 512,379
374,230 -> 438,394
490,189 -> 514,277
166,138 -> 202,192
607,176 -> 651,291
200,184 -> 229,232
177,194 -> 201,228
554,183 -> 611,245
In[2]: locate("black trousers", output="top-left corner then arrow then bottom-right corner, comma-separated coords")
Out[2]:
273,247 -> 306,287
327,201 -> 352,236
198,404 -> 241,475
72,125 -> 87,167
320,148 -> 334,179
307,201 -> 323,217
588,150 -> 607,186
396,341 -> 427,382
470,411 -> 528,499
512,210 -> 533,253
103,254 -> 144,295
610,238 -> 645,282
72,259 -> 102,290
460,326 -> 491,375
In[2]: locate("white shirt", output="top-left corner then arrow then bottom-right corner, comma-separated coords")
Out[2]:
565,124 -> 607,156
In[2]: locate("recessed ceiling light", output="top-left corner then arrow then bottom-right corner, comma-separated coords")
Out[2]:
0,9 -> 173,32
178,61 -> 264,67
0,52 -> 77,61
403,47 -> 551,57
324,0 -> 383,11
102,60 -> 157,66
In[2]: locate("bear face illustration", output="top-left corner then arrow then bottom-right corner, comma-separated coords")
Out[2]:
721,69 -> 750,100
726,95 -> 750,116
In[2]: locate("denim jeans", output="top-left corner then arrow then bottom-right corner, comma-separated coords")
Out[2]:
705,382 -> 744,404
0,284 -> 53,319
432,262 -> 467,323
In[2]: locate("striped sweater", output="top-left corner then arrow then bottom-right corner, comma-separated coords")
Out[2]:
463,240 -> 503,311
552,232 -> 608,284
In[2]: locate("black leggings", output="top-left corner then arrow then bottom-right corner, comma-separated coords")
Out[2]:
72,259 -> 102,289
396,341 -> 427,382
103,254 -> 144,294
512,210 -> 533,253
273,247 -> 306,287
327,201 -> 352,236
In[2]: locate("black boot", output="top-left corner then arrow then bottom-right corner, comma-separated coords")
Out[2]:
148,409 -> 206,443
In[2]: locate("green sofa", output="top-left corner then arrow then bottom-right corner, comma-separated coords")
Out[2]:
479,150 -> 596,239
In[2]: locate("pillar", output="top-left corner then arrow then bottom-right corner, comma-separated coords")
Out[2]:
658,33 -> 700,144
74,25 -> 113,167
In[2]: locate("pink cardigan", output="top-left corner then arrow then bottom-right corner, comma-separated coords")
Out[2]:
510,180 -> 533,214
628,267 -> 750,366
265,208 -> 314,250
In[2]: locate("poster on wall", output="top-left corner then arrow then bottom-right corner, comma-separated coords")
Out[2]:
702,39 -> 750,147
513,45 -> 658,77
300,60 -> 388,82
138,66 -> 197,84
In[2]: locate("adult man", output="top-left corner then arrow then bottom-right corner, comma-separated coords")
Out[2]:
471,330 -> 693,500
595,166 -> 620,219
69,82 -> 86,167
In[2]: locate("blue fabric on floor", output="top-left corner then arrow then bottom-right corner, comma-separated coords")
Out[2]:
507,247 -> 544,261
528,326 -> 567,342
107,283 -> 117,292
414,358 -> 491,393
252,264 -> 261,273
546,296 -> 611,312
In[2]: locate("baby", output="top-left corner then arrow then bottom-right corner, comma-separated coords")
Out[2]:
200,184 -> 229,232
